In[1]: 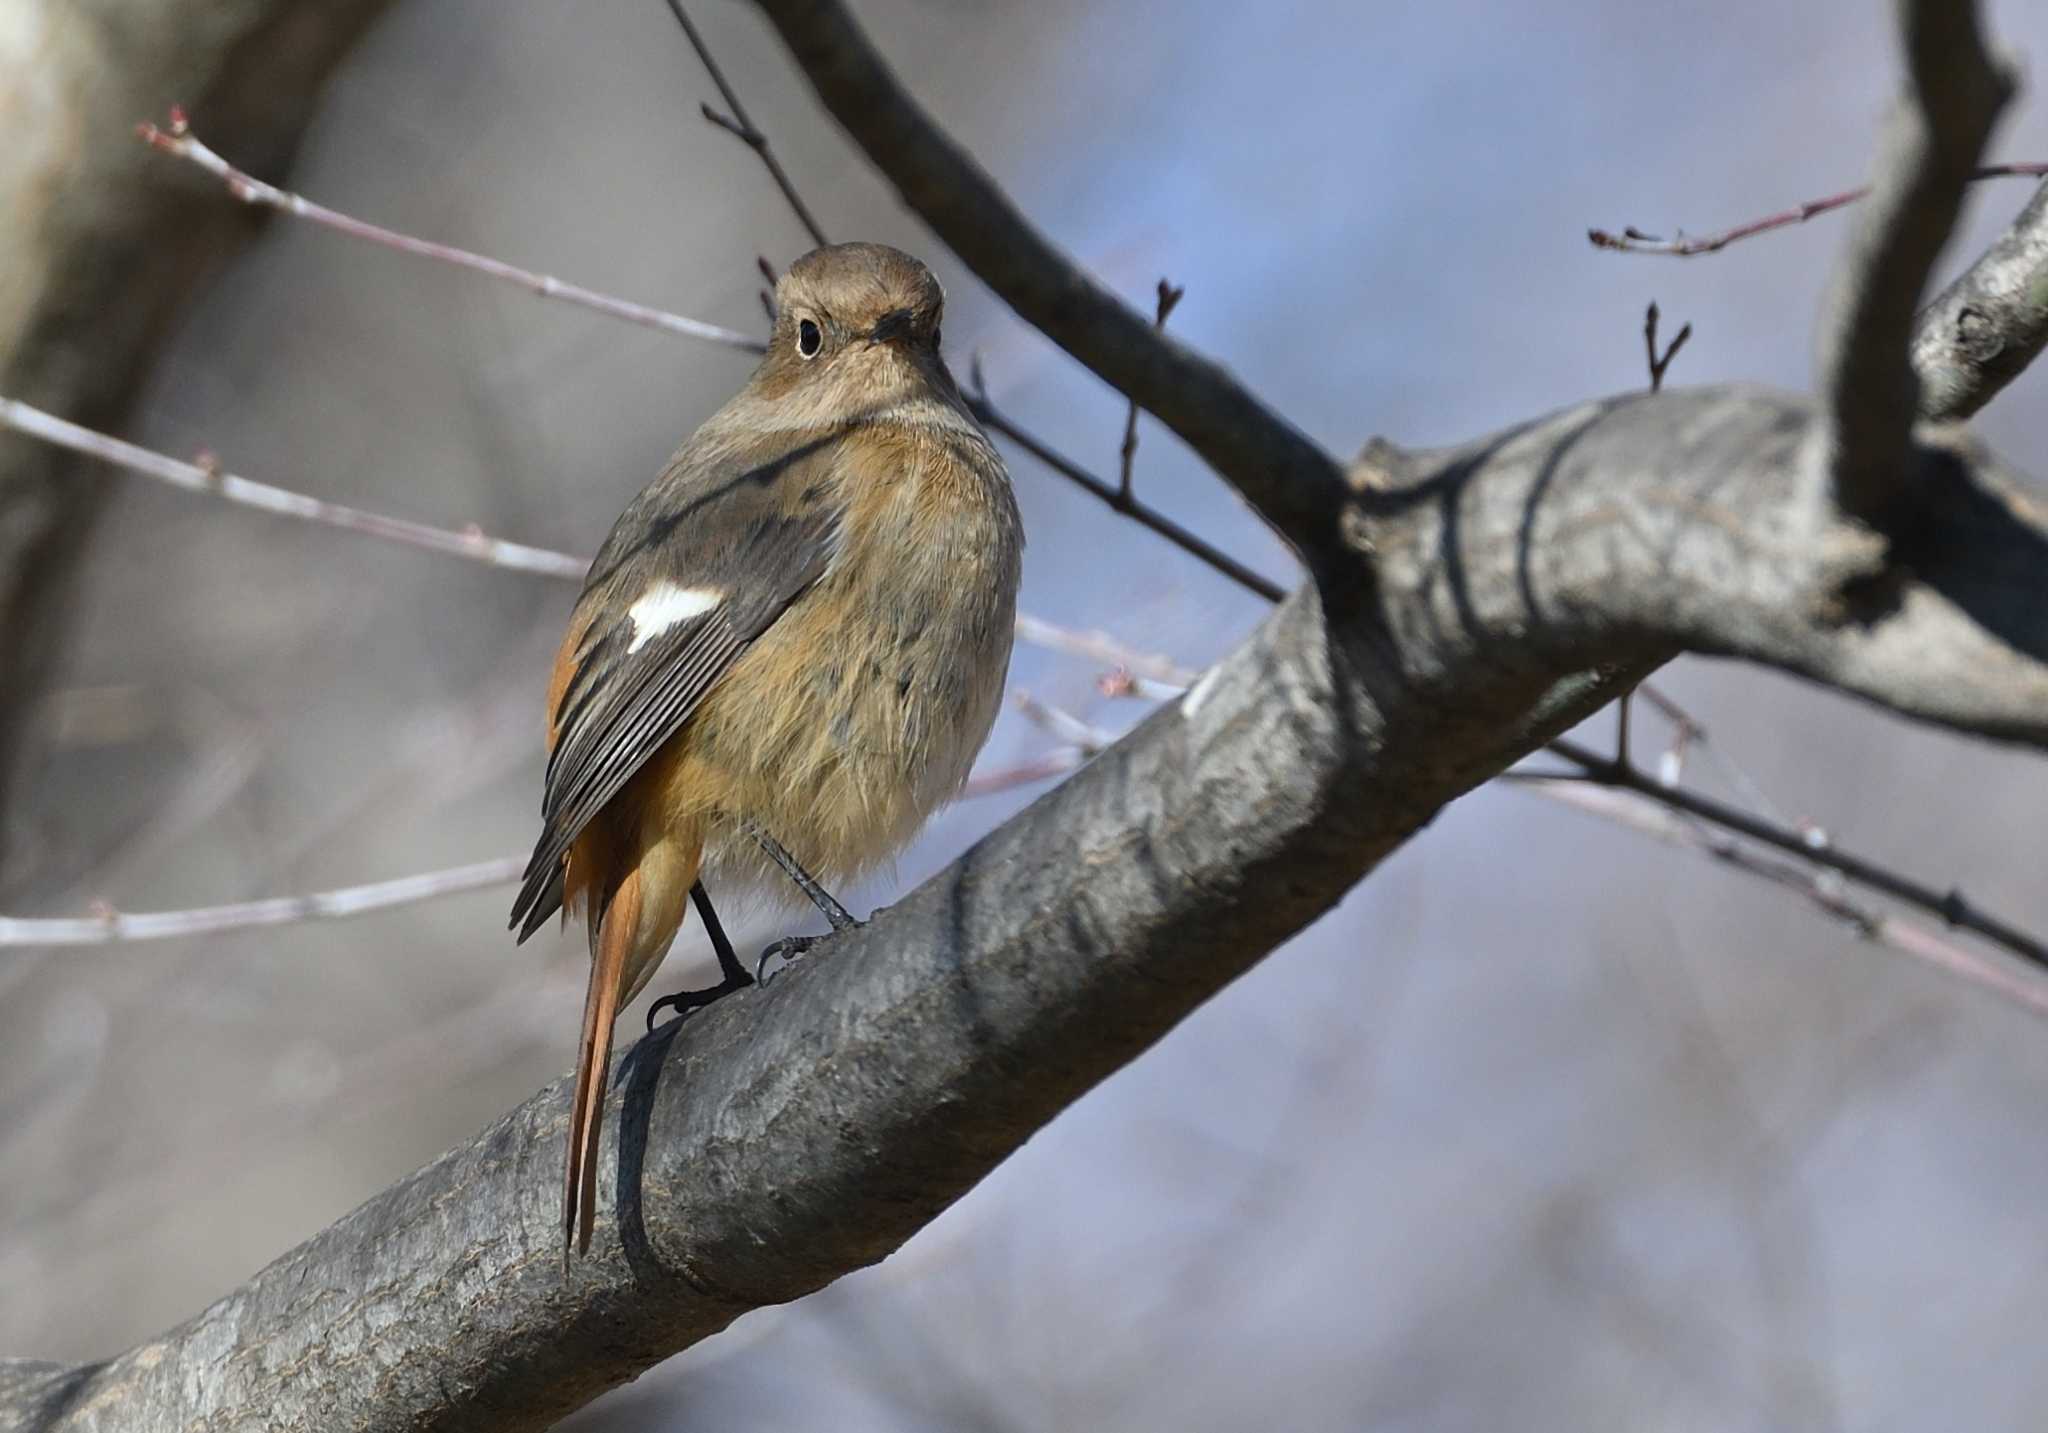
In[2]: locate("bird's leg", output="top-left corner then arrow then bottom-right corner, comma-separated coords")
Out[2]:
645,881 -> 754,1031
748,826 -> 863,982
750,828 -> 859,930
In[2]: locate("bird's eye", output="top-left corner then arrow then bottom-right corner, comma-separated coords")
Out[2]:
931,325 -> 942,351
797,319 -> 823,359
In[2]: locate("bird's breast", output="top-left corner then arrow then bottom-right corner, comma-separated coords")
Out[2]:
677,419 -> 1020,890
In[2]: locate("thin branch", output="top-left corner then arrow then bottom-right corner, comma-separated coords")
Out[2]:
0,395 -> 589,579
1588,162 -> 2047,257
663,1 -> 832,250
1642,301 -> 1691,394
1010,691 -> 1114,751
966,360 -> 1288,603
1911,177 -> 2048,421
1510,776 -> 2048,1020
1117,278 -> 1185,502
1536,735 -> 2048,970
753,0 -> 1354,562
138,109 -> 764,354
1097,667 -> 1189,703
1009,613 -> 1200,687
959,748 -> 1086,799
0,857 -> 523,947
1817,0 -> 2015,515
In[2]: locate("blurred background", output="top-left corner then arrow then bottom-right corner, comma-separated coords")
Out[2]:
5,0 -> 2048,1427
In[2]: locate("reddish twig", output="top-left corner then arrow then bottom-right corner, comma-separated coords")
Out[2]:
1589,163 -> 2048,257
1010,691 -> 1115,752
960,749 -> 1087,799
1010,613 -> 1199,689
138,108 -> 762,352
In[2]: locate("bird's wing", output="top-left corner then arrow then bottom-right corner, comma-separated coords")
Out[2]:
509,428 -> 847,940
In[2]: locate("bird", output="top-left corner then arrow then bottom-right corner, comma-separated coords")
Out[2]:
509,242 -> 1022,1259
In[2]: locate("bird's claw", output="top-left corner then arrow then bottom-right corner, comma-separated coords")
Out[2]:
754,916 -> 871,984
754,934 -> 821,985
644,969 -> 752,1033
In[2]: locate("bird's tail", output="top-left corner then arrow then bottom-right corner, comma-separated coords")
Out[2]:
565,868 -> 641,1261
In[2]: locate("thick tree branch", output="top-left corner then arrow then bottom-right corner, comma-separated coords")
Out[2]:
749,0 -> 1353,567
1912,177 -> 2048,421
1818,0 -> 2015,514
1350,389 -> 2048,748
0,0 -> 400,869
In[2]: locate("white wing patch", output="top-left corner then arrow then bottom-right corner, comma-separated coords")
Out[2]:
626,582 -> 722,654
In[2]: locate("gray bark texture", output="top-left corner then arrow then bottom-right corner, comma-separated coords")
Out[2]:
5,0 -> 2048,1428
0,0 -> 396,867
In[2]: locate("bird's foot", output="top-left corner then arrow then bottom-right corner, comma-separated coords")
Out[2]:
755,919 -> 868,985
644,967 -> 753,1032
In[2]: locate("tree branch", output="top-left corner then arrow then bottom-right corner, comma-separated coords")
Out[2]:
1817,0 -> 2015,515
1911,177 -> 2048,421
1587,162 -> 2047,257
749,0 -> 1353,567
1349,390 -> 2048,748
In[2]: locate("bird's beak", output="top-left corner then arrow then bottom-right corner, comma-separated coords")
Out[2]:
867,308 -> 915,346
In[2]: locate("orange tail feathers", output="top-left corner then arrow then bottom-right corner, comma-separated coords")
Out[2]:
565,869 -> 642,1260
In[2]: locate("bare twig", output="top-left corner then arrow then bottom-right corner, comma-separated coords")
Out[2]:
966,359 -> 1287,603
1010,691 -> 1114,752
1588,163 -> 2046,257
1097,667 -> 1189,703
663,0 -> 831,250
1817,0 -> 2015,514
1009,613 -> 1200,688
960,748 -> 1087,799
138,109 -> 763,353
0,856 -> 523,947
1511,776 -> 2048,1019
1642,302 -> 1691,394
0,395 -> 588,579
1117,278 -> 1186,502
1533,735 -> 2048,971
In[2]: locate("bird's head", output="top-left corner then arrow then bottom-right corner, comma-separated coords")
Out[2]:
752,242 -> 951,414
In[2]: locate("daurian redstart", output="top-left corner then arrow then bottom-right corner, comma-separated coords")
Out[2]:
510,243 -> 1022,1258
